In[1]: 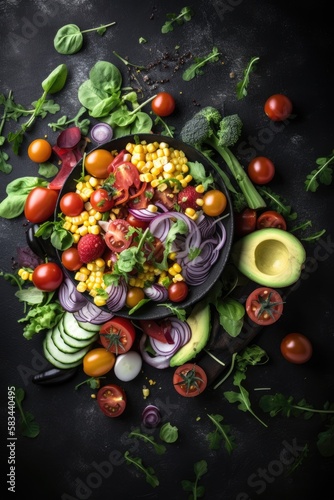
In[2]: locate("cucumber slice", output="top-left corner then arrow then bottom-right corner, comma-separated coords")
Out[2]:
43,339 -> 83,370
59,318 -> 97,349
77,320 -> 101,333
63,311 -> 98,341
51,324 -> 78,354
44,328 -> 91,367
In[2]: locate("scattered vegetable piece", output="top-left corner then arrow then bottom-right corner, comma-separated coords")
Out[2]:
264,93 -> 293,121
142,405 -> 162,428
54,22 -> 116,55
280,332 -> 313,364
236,56 -> 260,100
15,387 -> 40,438
161,7 -> 194,34
182,47 -> 221,81
97,384 -> 127,417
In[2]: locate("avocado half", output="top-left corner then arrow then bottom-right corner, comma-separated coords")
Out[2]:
231,228 -> 306,287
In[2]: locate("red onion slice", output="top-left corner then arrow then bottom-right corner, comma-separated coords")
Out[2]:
139,334 -> 171,369
149,319 -> 191,357
58,277 -> 87,312
74,301 -> 114,324
106,279 -> 127,312
142,405 -> 162,428
143,283 -> 168,302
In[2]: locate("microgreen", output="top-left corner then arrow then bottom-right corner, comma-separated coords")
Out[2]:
54,22 -> 116,55
157,303 -> 187,321
305,151 -> 334,192
206,414 -> 236,453
161,6 -> 194,34
181,459 -> 207,499
124,451 -> 159,487
153,114 -> 175,137
236,56 -> 260,100
15,387 -> 40,438
182,47 -> 221,81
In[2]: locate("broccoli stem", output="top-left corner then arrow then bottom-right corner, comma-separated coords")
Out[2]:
205,136 -> 266,209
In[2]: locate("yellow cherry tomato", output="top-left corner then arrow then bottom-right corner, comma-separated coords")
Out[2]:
83,348 -> 115,377
28,138 -> 52,163
202,189 -> 227,216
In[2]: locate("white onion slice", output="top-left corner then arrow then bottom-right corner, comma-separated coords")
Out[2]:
114,351 -> 142,381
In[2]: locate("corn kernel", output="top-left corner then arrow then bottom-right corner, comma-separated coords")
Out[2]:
173,273 -> 184,282
75,272 -> 89,282
95,258 -> 105,268
72,234 -> 80,244
146,143 -> 157,153
196,185 -> 205,194
76,282 -> 87,292
88,225 -> 100,235
163,162 -> 175,173
196,198 -> 204,207
93,295 -> 107,307
78,226 -> 88,236
147,204 -> 158,213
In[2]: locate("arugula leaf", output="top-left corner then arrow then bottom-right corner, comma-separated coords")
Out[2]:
304,151 -> 334,192
188,161 -> 214,189
236,56 -> 260,100
181,459 -> 207,498
128,428 -> 166,454
207,414 -> 236,453
182,47 -> 221,81
15,388 -> 40,438
161,7 -> 194,34
124,451 -> 159,487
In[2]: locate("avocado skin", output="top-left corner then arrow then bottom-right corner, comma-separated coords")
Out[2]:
231,227 -> 306,287
169,302 -> 211,367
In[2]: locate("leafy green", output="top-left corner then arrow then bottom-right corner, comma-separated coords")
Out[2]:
304,151 -> 334,192
236,56 -> 259,100
182,47 -> 221,81
54,22 -> 116,55
181,459 -> 207,499
34,218 -> 73,251
215,297 -> 245,337
161,7 -> 194,34
48,106 -> 90,135
0,176 -> 49,219
317,416 -> 334,457
159,422 -> 179,443
128,428 -> 166,454
15,388 -> 40,438
124,451 -> 159,487
206,414 -> 236,453
187,161 -> 214,190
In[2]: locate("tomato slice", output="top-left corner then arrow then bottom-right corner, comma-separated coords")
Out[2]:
173,363 -> 207,397
256,210 -> 287,230
104,219 -> 133,252
99,317 -> 136,354
96,384 -> 127,418
138,319 -> 174,344
245,287 -> 284,325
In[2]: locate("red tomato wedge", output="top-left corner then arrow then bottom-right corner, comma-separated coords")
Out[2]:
138,319 -> 174,344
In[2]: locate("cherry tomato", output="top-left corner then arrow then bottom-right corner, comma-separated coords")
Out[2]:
234,208 -> 257,237
126,212 -> 149,229
99,317 -> 136,354
90,188 -> 114,212
280,333 -> 313,364
84,149 -> 114,178
105,219 -> 132,252
61,247 -> 83,271
96,384 -> 127,417
28,138 -> 52,163
264,94 -> 293,121
257,210 -> 287,230
247,156 -> 275,185
245,287 -> 284,325
202,189 -> 227,216
126,287 -> 145,308
32,262 -> 63,291
151,92 -> 176,117
59,192 -> 84,217
83,348 -> 116,377
173,363 -> 207,397
24,187 -> 59,223
168,281 -> 189,302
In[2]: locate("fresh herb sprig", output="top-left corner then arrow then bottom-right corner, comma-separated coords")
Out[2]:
181,459 -> 207,499
128,428 -> 167,454
124,451 -> 159,487
15,388 -> 40,438
161,7 -> 194,34
206,414 -> 236,453
182,47 -> 221,81
304,151 -> 334,192
236,56 -> 260,100
48,106 -> 90,135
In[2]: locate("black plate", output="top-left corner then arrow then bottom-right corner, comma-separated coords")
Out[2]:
55,133 -> 234,320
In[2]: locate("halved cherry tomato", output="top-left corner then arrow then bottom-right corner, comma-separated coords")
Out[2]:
247,156 -> 275,185
257,210 -> 287,230
202,189 -> 227,216
32,262 -> 63,291
104,219 -> 132,252
59,192 -> 84,217
90,188 -> 114,212
83,348 -> 116,377
126,213 -> 149,229
99,317 -> 136,355
24,187 -> 59,223
151,92 -> 176,117
96,384 -> 127,417
126,287 -> 145,308
173,363 -> 207,397
234,208 -> 257,237
264,94 -> 293,121
168,281 -> 189,302
28,138 -> 52,163
246,287 -> 284,325
85,149 -> 114,178
280,333 -> 313,364
61,247 -> 83,271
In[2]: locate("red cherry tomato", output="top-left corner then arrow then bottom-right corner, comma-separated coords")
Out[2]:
105,219 -> 132,252
99,317 -> 136,354
28,138 -> 52,163
96,384 -> 127,418
247,156 -> 275,185
264,94 -> 293,121
245,287 -> 284,325
24,187 -> 59,223
59,192 -> 84,217
61,247 -> 83,271
234,208 -> 257,237
173,363 -> 207,397
257,210 -> 287,230
126,212 -> 149,229
151,92 -> 176,117
32,262 -> 63,291
280,333 -> 313,364
90,188 -> 114,212
168,281 -> 189,302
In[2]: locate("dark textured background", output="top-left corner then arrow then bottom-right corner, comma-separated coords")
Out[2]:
0,1 -> 333,499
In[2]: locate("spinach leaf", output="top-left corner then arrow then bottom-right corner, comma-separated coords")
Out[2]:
54,22 -> 116,55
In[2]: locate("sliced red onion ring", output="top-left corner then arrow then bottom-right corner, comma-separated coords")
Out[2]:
142,405 -> 162,428
74,301 -> 114,324
139,334 -> 171,369
106,279 -> 127,312
58,277 -> 88,312
143,283 -> 168,302
128,208 -> 160,222
149,319 -> 191,357
90,123 -> 113,144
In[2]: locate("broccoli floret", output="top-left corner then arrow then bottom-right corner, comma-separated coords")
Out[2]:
180,107 -> 266,209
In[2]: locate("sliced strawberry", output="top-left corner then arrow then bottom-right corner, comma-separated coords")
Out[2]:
77,234 -> 106,264
177,185 -> 201,210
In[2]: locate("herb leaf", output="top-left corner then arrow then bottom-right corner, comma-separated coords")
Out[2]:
236,56 -> 259,100
182,47 -> 221,81
304,151 -> 334,192
15,388 -> 40,438
161,7 -> 194,34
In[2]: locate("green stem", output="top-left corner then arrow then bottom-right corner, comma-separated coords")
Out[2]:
113,51 -> 146,70
128,94 -> 157,115
81,22 -> 116,34
293,405 -> 334,414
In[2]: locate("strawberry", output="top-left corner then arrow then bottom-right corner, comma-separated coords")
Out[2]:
177,186 -> 201,211
77,234 -> 106,263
